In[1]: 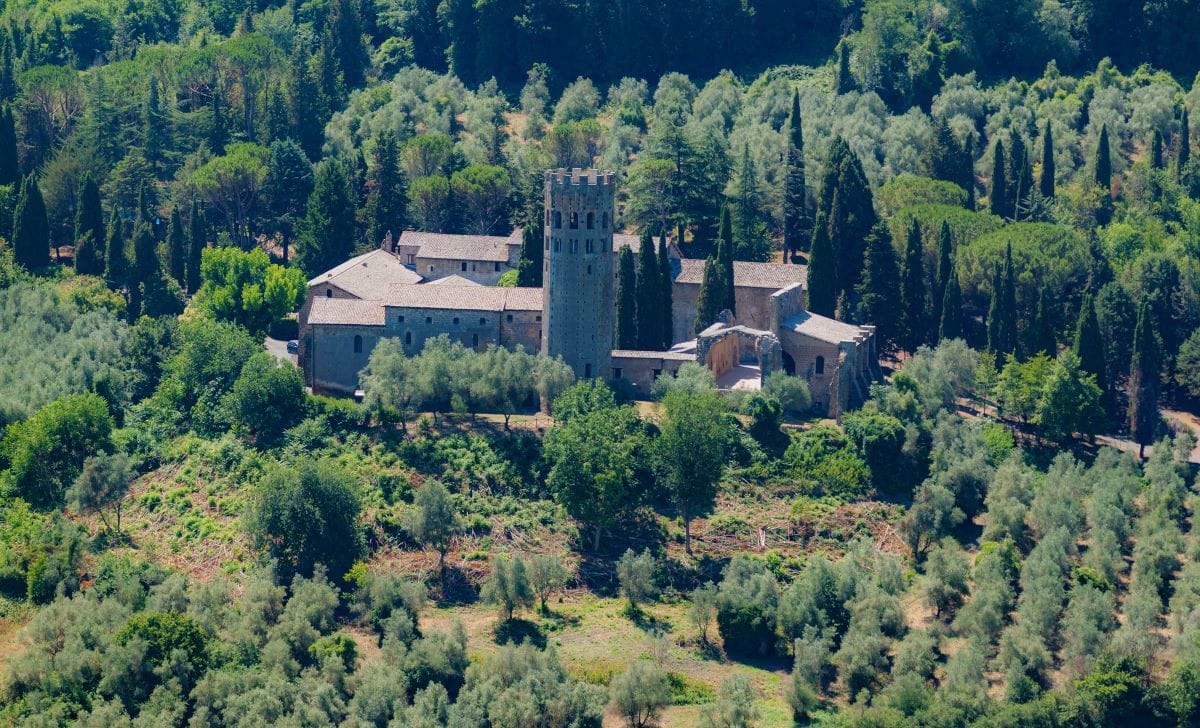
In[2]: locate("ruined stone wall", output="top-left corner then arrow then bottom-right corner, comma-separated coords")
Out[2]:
611,354 -> 691,397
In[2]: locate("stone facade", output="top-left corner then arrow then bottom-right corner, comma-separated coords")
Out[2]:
541,168 -> 615,380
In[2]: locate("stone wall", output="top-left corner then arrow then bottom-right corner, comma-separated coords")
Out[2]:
308,323 -> 385,395
611,353 -> 692,397
777,327 -> 849,417
672,282 -> 780,345
413,256 -> 513,285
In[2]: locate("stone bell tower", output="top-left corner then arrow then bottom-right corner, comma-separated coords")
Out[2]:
542,168 -> 615,379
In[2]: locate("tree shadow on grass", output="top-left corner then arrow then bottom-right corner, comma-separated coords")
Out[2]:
494,618 -> 546,648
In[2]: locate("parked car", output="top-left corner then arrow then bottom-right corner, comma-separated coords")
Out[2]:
286,340 -> 299,354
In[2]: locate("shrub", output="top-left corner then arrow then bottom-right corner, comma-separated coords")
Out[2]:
715,556 -> 779,657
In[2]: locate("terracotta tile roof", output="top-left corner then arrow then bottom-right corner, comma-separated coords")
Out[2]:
307,249 -> 423,298
307,297 -> 387,326
425,274 -> 482,287
400,231 -> 515,262
784,310 -> 869,344
675,259 -> 807,289
611,350 -> 697,361
385,284 -> 543,312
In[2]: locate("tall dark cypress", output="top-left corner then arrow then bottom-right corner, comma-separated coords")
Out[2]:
1128,302 -> 1159,459
1028,287 -> 1056,357
326,0 -> 370,89
364,130 -> 408,247
962,134 -> 976,210
716,206 -> 735,315
104,211 -> 127,291
899,218 -> 928,352
636,233 -> 660,349
12,175 -> 49,269
987,266 -> 1003,354
615,245 -> 638,349
695,256 -> 724,334
0,105 -> 17,186
657,236 -> 673,348
782,91 -> 807,261
855,222 -> 901,353
187,200 -> 205,294
834,41 -> 854,94
1000,243 -> 1018,356
1179,107 -> 1191,181
934,221 -> 953,314
1094,124 -> 1112,191
822,142 -> 876,298
166,207 -> 186,287
73,174 -> 105,276
1073,292 -> 1106,393
1151,128 -> 1164,170
127,221 -> 158,320
939,269 -> 963,342
142,79 -> 169,175
806,211 -> 836,318
1007,130 -> 1032,220
989,139 -> 1008,219
516,210 -> 543,287
1040,122 -> 1056,198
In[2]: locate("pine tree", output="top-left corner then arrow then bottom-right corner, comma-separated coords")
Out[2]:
287,46 -> 325,160
616,245 -> 638,349
899,217 -> 928,352
12,175 -> 49,269
929,117 -> 969,206
782,91 -> 807,261
1151,128 -> 1164,170
716,206 -> 735,315
1040,122 -> 1056,198
806,211 -> 836,317
516,210 -> 543,287
1094,124 -> 1112,191
1178,107 -> 1191,181
0,104 -> 17,186
732,144 -> 769,262
326,0 -> 370,89
856,222 -> 901,353
989,140 -> 1008,219
1073,293 -> 1106,393
939,269 -> 963,342
1029,287 -> 1056,357
297,159 -> 357,276
73,174 -> 105,276
364,130 -> 407,247
187,201 -> 206,294
142,79 -> 169,175
934,221 -> 953,315
1128,302 -> 1159,459
104,211 -> 127,290
166,207 -> 186,287
834,41 -> 854,94
695,256 -> 724,334
260,85 -> 291,144
637,233 -> 661,349
658,236 -> 673,348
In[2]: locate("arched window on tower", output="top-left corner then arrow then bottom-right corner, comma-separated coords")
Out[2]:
553,211 -> 562,228
569,212 -> 578,229
353,335 -> 363,354
815,355 -> 825,375
545,209 -> 551,226
586,212 -> 595,229
602,212 -> 609,228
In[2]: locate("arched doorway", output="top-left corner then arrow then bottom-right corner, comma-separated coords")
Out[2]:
781,351 -> 796,375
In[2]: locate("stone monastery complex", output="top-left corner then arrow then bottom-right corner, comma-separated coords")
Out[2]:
299,168 -> 880,418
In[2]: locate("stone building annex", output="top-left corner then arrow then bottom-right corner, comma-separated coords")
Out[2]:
299,168 -> 880,418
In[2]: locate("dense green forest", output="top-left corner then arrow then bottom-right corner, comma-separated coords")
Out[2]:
6,0 -> 1200,726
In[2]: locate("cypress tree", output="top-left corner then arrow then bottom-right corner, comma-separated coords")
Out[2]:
104,211 -> 127,291
166,207 -> 186,287
823,143 -> 876,297
12,175 -> 49,269
939,269 -> 963,342
1007,130 -> 1032,220
1000,243 -> 1018,356
899,217 -> 928,352
515,210 -> 543,287
657,236 -> 673,348
615,245 -> 638,349
142,79 -> 170,175
855,222 -> 901,353
716,206 -> 735,314
1040,122 -> 1056,198
1094,124 -> 1112,191
326,0 -> 370,89
834,41 -> 854,94
806,211 -> 836,318
835,291 -> 852,323
210,84 -> 228,155
989,139 -> 1008,219
782,91 -> 807,260
1179,107 -> 1191,181
1151,128 -> 1164,170
296,158 -> 357,277
127,221 -> 159,319
287,45 -> 325,160
364,130 -> 407,247
962,133 -> 976,209
695,256 -> 724,334
1128,302 -> 1159,459
1073,292 -> 1106,393
187,200 -> 205,294
73,174 -> 105,276
1029,287 -> 1056,357
987,266 -> 1003,354
0,41 -> 13,103
0,104 -> 17,186
934,221 -> 953,315
636,233 -> 660,349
